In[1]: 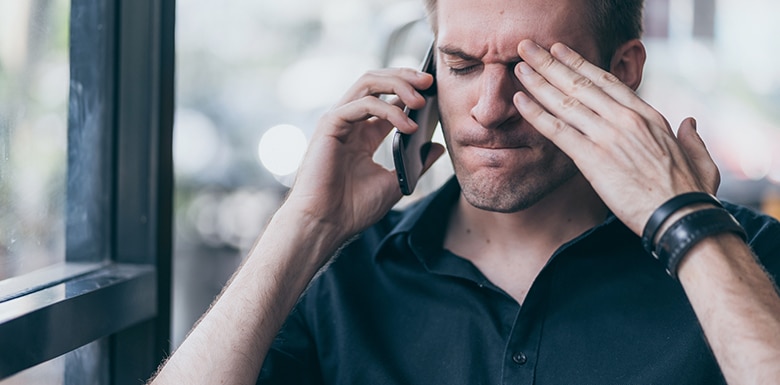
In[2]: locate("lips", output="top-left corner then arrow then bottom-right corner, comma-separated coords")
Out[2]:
455,134 -> 532,150
469,143 -> 527,150
450,123 -> 536,149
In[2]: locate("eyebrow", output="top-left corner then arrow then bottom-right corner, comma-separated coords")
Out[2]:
438,45 -> 480,61
438,44 -> 522,64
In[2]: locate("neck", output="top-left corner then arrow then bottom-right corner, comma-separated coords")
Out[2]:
444,174 -> 608,264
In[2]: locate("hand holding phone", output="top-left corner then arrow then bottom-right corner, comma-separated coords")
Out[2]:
392,42 -> 439,195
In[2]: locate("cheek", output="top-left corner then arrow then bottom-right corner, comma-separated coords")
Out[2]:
436,77 -> 474,127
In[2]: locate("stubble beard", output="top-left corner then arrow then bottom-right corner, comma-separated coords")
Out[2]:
454,157 -> 580,214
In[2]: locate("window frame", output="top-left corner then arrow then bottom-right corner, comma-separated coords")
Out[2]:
0,0 -> 174,383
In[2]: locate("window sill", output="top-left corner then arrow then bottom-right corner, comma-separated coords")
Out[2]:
0,263 -> 157,379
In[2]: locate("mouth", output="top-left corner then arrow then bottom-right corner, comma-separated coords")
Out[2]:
470,144 -> 527,150
462,139 -> 532,151
464,143 -> 532,163
454,131 -> 533,150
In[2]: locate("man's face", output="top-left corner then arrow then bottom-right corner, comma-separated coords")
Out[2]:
436,0 -> 602,212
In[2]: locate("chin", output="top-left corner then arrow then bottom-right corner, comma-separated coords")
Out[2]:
455,162 -> 579,213
459,178 -> 549,213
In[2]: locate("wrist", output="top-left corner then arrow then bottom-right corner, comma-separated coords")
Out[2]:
652,203 -> 717,245
641,192 -> 747,278
272,201 -> 355,259
653,207 -> 747,278
641,192 -> 723,255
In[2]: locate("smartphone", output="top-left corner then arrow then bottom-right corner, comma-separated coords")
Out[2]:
392,42 -> 439,195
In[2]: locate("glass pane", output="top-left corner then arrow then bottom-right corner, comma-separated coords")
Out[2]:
0,338 -> 107,385
0,0 -> 70,280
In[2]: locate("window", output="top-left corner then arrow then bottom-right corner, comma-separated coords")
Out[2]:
0,0 -> 69,280
0,1 -> 174,383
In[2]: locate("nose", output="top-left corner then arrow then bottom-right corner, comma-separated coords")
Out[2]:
470,64 -> 522,129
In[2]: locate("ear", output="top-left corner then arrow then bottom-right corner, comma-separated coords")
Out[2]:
609,39 -> 646,91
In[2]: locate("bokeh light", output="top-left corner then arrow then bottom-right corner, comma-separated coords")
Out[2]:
257,124 -> 308,176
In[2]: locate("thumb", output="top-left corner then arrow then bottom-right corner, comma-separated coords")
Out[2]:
677,117 -> 720,194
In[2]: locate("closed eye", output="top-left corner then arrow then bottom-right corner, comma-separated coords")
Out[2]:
449,64 -> 480,76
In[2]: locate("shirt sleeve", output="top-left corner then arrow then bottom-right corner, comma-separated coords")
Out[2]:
256,305 -> 324,385
731,204 -> 780,282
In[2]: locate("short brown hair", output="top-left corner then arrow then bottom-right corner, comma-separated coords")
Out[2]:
422,0 -> 644,67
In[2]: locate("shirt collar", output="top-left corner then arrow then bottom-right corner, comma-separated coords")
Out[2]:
371,176 -> 626,261
372,176 -> 461,260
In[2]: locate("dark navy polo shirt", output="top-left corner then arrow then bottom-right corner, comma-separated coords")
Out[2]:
258,177 -> 780,384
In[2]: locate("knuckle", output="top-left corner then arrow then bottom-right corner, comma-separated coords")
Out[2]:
356,71 -> 377,86
552,118 -> 568,134
400,67 -> 420,77
363,69 -> 383,78
560,96 -> 581,110
571,75 -> 593,91
538,54 -> 556,71
599,71 -> 620,86
319,109 -> 345,129
359,70 -> 388,87
569,55 -> 587,71
622,110 -> 646,130
358,95 -> 379,112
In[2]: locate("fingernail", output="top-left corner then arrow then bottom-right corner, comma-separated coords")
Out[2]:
551,43 -> 573,57
691,118 -> 697,131
517,62 -> 533,75
514,91 -> 531,105
521,40 -> 542,54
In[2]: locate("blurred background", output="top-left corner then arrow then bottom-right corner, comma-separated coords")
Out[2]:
171,0 -> 780,348
0,0 -> 69,282
1,1 -> 780,381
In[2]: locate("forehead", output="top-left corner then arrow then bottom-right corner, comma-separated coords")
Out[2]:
436,0 -> 597,59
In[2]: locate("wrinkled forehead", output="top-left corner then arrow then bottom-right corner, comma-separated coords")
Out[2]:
436,0 -> 596,55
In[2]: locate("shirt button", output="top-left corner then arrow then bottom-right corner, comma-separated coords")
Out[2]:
512,352 -> 527,365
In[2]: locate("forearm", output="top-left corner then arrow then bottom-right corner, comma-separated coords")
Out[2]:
150,204 -> 345,385
678,233 -> 780,384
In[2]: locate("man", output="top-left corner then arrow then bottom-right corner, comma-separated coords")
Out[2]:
151,0 -> 780,383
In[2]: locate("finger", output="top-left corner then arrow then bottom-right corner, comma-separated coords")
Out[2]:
547,42 -> 660,124
522,40 -> 676,147
513,90 -> 595,157
335,96 -> 416,131
384,94 -> 438,135
385,95 -> 408,110
337,68 -> 433,110
517,40 -> 626,124
677,117 -> 720,194
514,61 -> 605,138
318,96 -> 414,148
